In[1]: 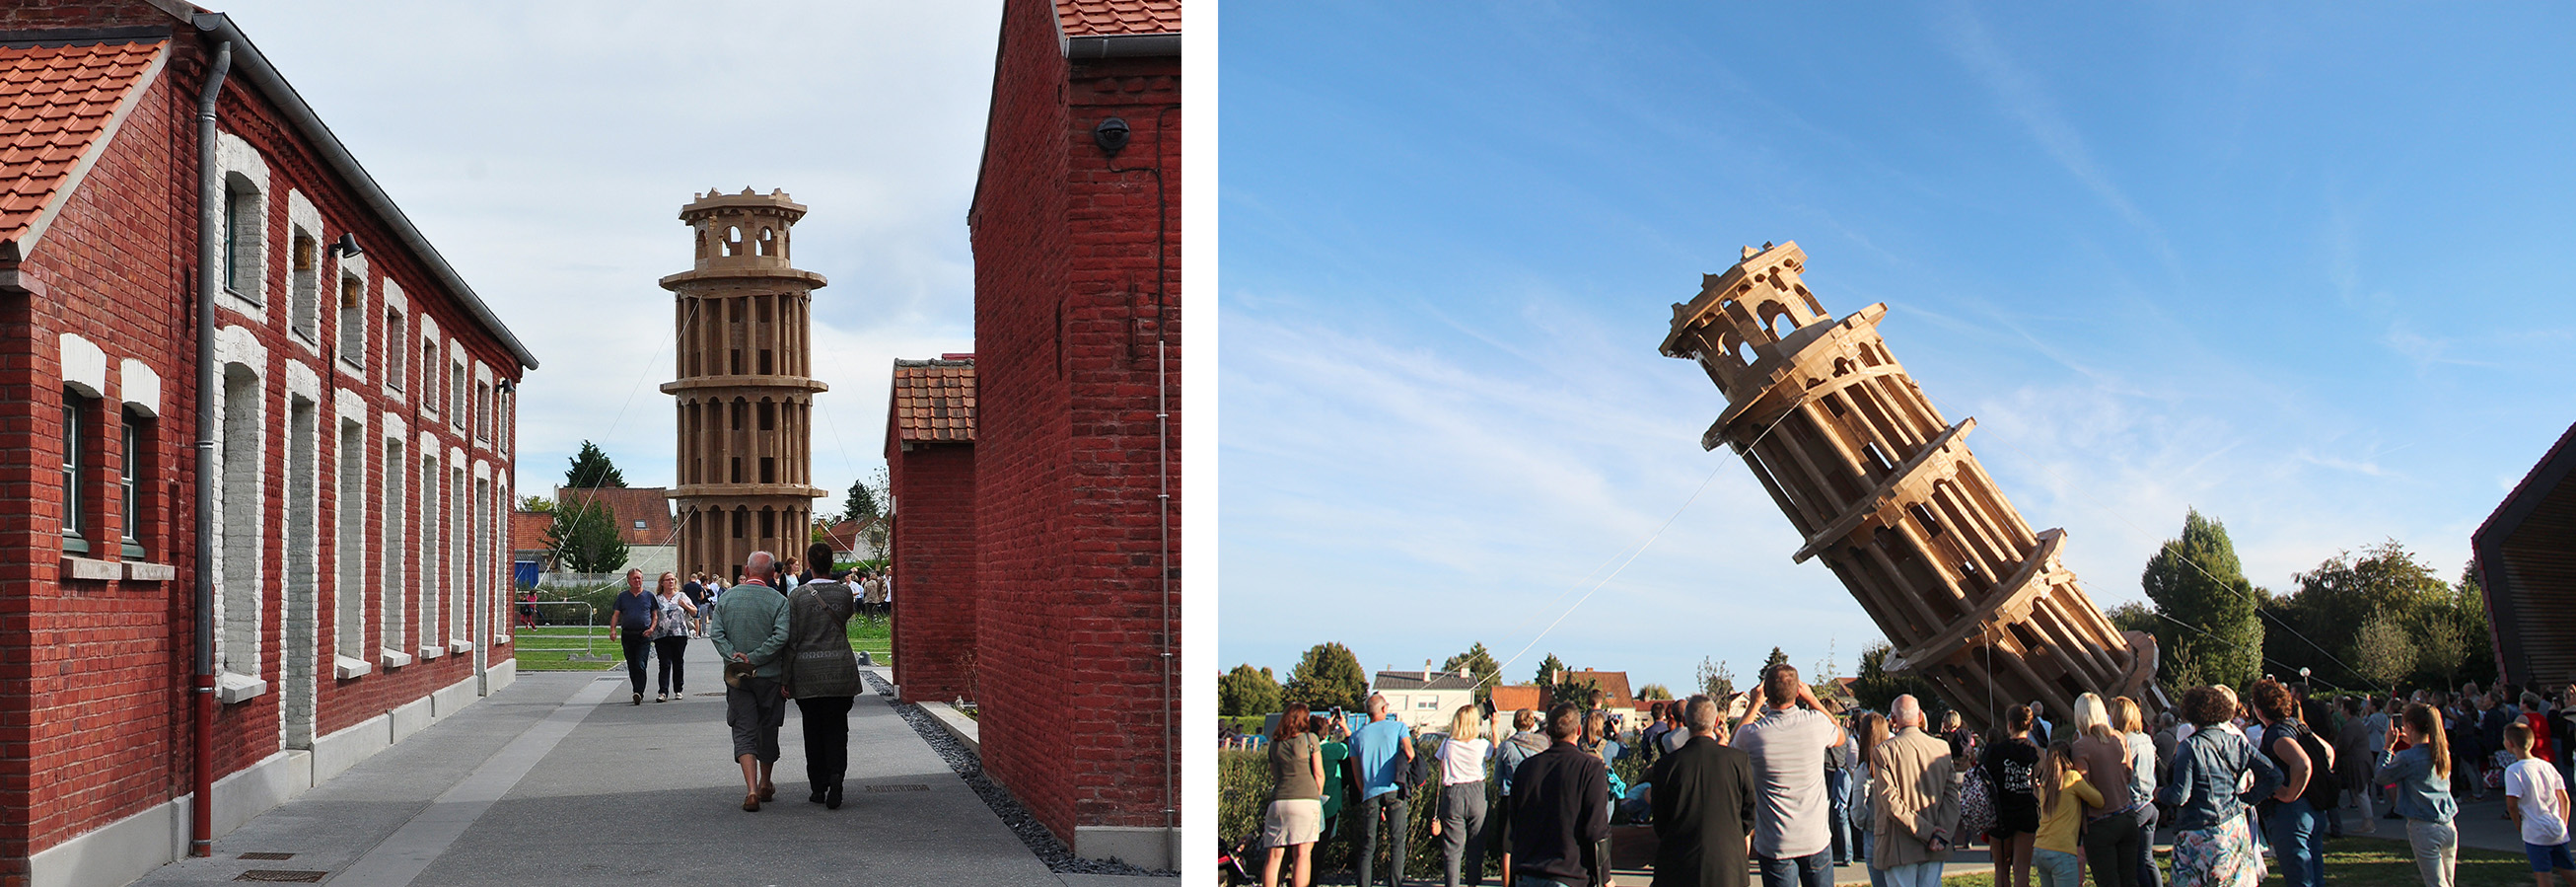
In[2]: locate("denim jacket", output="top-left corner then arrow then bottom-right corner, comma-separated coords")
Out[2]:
2153,726 -> 2281,832
2374,745 -> 2457,824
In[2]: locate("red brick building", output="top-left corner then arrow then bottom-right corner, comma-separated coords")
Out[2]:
887,356 -> 977,703
953,0 -> 1181,868
0,5 -> 535,884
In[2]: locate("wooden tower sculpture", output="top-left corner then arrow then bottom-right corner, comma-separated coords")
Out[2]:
1658,242 -> 2162,729
662,188 -> 829,578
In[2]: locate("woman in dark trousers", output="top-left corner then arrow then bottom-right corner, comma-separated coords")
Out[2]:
650,571 -> 698,702
786,542 -> 863,807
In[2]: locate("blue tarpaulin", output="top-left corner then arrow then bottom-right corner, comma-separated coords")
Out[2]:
514,560 -> 539,589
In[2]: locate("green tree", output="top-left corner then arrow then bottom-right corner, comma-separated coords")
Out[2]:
1219,664 -> 1283,717
2106,601 -> 2157,635
1440,642 -> 1501,706
1695,656 -> 1736,700
2352,609 -> 2417,692
1850,640 -> 1942,714
2141,509 -> 2262,690
544,497 -> 628,573
563,440 -> 627,488
1636,684 -> 1674,701
1762,646 -> 1791,674
846,478 -> 880,523
2273,541 -> 2450,688
521,495 -> 554,513
1284,643 -> 1369,714
2447,564 -> 2498,688
1535,653 -> 1567,688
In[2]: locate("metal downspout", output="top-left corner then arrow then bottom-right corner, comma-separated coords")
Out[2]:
191,38 -> 231,858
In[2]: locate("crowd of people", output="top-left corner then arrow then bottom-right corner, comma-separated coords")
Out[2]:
1247,666 -> 2576,887
600,544 -> 882,812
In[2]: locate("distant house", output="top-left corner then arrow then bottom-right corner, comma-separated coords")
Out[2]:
2475,420 -> 2576,689
1372,668 -> 1480,731
1554,668 -> 1635,708
508,509 -> 551,570
1489,685 -> 1546,717
821,514 -> 886,563
548,485 -> 677,579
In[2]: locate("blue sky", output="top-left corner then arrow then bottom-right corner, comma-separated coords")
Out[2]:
1217,3 -> 2576,698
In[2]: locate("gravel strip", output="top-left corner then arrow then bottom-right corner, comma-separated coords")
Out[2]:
866,671 -> 1176,877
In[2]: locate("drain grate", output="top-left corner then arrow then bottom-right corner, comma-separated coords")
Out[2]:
864,783 -> 931,792
237,852 -> 295,861
236,871 -> 327,883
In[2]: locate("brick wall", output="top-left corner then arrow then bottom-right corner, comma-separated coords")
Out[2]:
889,441 -> 975,702
0,14 -> 527,869
969,0 -> 1181,845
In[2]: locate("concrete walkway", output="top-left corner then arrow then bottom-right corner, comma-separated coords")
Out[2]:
130,639 -> 1165,886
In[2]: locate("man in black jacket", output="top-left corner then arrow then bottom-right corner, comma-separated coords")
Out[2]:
1512,703 -> 1610,887
1649,695 -> 1756,887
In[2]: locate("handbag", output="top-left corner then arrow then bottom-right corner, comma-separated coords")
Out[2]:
1958,764 -> 1997,840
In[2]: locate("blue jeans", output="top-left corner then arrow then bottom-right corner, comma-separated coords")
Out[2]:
2034,849 -> 2081,887
1756,851 -> 1832,887
2266,799 -> 2324,887
1826,769 -> 1854,863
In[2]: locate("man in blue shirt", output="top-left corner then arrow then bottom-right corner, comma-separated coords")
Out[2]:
1349,693 -> 1417,887
608,568 -> 659,705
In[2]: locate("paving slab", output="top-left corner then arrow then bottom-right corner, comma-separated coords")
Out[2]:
128,639 -> 1109,886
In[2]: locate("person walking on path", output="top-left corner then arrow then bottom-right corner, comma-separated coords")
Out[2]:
1511,702 -> 1610,887
1869,696 -> 1959,887
2161,686 -> 2282,887
1733,664 -> 1848,887
1981,704 -> 2043,887
2381,702 -> 2460,887
650,572 -> 698,702
711,551 -> 791,812
2505,720 -> 2576,887
1349,694 -> 1418,887
608,568 -> 658,705
785,543 -> 862,808
1264,702 -> 1327,887
1649,694 -> 1756,887
1434,704 -> 1493,887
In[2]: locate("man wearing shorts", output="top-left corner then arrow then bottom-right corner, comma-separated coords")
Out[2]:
2505,720 -> 2576,887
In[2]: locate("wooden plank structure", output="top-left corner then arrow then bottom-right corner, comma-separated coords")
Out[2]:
2472,420 -> 2576,690
1658,242 -> 2164,730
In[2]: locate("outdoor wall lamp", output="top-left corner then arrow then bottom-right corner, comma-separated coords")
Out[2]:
328,232 -> 363,259
1094,116 -> 1131,156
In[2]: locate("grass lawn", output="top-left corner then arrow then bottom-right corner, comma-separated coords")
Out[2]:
508,620 -> 892,672
1926,835 -> 2535,886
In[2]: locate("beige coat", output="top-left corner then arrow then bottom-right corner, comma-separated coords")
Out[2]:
1869,725 -> 1961,869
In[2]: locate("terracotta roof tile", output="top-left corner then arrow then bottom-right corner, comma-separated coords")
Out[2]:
1054,0 -> 1180,37
890,357 -> 975,443
553,486 -> 678,547
0,38 -> 167,250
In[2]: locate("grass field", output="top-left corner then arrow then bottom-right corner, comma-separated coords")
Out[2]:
510,618 -> 893,673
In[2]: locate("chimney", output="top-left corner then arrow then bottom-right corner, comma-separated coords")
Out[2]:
1424,659 -> 1434,681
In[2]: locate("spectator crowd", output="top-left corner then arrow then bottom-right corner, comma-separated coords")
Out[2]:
1242,666 -> 2576,887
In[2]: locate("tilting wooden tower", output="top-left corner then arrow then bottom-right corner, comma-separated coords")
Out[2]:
1658,242 -> 2162,729
662,188 -> 828,578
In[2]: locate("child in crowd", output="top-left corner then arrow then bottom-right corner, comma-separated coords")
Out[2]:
2034,738 -> 2101,887
2505,720 -> 2576,887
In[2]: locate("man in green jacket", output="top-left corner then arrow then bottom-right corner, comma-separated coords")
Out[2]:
711,550 -> 792,811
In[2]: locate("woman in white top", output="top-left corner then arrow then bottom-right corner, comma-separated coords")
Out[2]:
649,572 -> 699,702
1432,704 -> 1491,887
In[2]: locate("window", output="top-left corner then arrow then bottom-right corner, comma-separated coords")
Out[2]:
339,274 -> 366,369
450,361 -> 465,429
383,438 -> 405,657
757,349 -> 772,375
759,457 -> 775,483
336,420 -> 367,662
120,412 -> 144,559
386,310 -> 406,389
223,183 -> 257,298
475,382 -> 491,442
421,339 -> 439,416
729,457 -> 742,483
289,232 -> 319,340
61,390 -> 85,554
